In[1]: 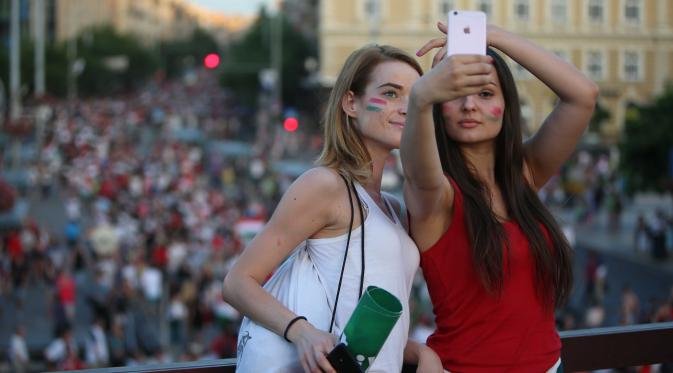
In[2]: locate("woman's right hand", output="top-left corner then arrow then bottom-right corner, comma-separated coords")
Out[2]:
411,54 -> 494,109
286,318 -> 338,373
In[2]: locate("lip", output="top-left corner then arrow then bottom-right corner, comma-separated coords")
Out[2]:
389,121 -> 405,128
457,119 -> 481,128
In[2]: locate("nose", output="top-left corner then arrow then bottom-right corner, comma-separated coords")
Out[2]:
399,96 -> 409,116
460,95 -> 477,112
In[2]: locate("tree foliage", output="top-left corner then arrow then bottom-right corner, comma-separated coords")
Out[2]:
160,27 -> 220,78
619,85 -> 673,193
76,26 -> 160,96
220,8 -> 317,110
589,101 -> 610,134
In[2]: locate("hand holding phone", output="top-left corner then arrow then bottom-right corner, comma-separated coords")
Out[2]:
326,343 -> 363,373
446,10 -> 487,57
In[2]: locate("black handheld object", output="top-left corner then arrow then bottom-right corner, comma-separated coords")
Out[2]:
326,343 -> 363,373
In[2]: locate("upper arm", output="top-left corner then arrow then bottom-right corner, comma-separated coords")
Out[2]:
229,168 -> 342,284
403,179 -> 455,251
523,98 -> 596,189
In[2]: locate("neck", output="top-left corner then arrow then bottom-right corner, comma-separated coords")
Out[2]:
460,142 -> 496,185
361,141 -> 390,194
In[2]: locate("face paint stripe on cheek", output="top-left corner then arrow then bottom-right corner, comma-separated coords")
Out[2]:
366,98 -> 386,112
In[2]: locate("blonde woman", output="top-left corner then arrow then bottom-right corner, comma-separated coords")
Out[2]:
223,45 -> 442,372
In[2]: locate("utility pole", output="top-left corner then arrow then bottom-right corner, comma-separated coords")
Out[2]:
9,0 -> 22,121
33,0 -> 46,97
271,2 -> 283,116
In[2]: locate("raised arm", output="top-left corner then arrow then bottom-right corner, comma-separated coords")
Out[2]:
488,26 -> 599,189
401,30 -> 492,249
222,168 -> 342,373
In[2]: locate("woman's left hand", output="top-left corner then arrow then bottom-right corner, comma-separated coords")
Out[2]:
415,344 -> 445,373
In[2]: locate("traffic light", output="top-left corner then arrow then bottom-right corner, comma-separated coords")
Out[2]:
283,117 -> 298,132
203,53 -> 220,69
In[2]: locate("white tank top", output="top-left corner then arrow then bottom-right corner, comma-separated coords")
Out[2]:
306,183 -> 419,372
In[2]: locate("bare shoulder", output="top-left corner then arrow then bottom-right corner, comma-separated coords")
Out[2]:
290,167 -> 345,196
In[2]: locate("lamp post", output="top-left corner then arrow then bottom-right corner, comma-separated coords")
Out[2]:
33,0 -> 46,97
9,0 -> 21,121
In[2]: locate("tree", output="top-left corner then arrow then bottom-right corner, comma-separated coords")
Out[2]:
0,38 -> 69,100
220,8 -> 317,111
589,102 -> 610,134
160,27 -> 220,78
76,26 -> 159,96
619,85 -> 673,193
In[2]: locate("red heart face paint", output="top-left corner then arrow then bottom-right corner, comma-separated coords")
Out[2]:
366,97 -> 387,112
489,107 -> 503,118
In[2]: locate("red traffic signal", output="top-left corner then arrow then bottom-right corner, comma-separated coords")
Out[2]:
283,117 -> 298,132
204,53 -> 220,69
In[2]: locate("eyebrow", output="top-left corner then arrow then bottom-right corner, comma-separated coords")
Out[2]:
376,82 -> 403,89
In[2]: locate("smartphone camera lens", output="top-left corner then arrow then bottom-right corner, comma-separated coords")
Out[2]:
453,11 -> 458,15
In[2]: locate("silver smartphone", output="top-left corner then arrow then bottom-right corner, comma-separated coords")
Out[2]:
447,10 -> 487,56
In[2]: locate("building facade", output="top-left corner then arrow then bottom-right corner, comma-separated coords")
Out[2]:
320,0 -> 673,141
54,0 -> 200,45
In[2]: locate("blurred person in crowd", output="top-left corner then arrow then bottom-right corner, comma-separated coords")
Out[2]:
650,209 -> 669,261
44,325 -> 82,370
620,284 -> 641,325
108,317 -> 128,367
7,325 -> 29,373
585,251 -> 608,304
606,184 -> 623,232
401,22 -> 596,371
223,45 -> 444,372
634,214 -> 651,254
85,317 -> 110,368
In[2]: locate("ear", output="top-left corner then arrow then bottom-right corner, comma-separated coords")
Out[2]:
341,90 -> 358,119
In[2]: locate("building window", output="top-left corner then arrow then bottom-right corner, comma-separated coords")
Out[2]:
439,0 -> 454,14
551,0 -> 567,23
586,50 -> 604,80
624,0 -> 641,23
515,0 -> 530,20
365,0 -> 380,20
588,0 -> 604,23
477,0 -> 492,17
623,51 -> 641,81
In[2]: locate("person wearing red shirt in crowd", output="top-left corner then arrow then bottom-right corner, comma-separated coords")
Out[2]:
401,23 -> 598,372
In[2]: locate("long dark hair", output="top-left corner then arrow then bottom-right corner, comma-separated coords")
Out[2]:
432,48 -> 573,308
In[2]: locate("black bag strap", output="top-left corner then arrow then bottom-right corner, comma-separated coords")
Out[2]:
330,174 -> 365,333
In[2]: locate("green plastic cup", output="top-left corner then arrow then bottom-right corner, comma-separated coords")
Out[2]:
343,286 -> 402,371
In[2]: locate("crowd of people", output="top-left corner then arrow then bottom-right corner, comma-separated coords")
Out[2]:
0,68 -> 325,371
0,61 -> 671,371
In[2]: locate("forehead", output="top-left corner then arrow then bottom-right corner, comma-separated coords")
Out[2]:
367,60 -> 420,88
486,69 -> 502,91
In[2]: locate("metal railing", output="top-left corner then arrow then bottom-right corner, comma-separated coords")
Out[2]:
69,322 -> 673,373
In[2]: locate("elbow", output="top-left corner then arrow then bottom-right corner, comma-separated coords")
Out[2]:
587,81 -> 600,103
222,271 -> 239,304
580,81 -> 600,110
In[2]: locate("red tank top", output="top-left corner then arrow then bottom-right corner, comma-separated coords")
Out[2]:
420,180 -> 560,372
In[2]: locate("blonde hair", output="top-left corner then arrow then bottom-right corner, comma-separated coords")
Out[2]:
316,45 -> 422,183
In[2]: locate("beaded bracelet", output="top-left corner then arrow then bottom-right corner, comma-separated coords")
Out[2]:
283,316 -> 307,342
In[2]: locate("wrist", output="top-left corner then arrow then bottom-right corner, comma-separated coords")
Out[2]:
284,317 -> 309,343
410,83 -> 434,111
487,25 -> 507,49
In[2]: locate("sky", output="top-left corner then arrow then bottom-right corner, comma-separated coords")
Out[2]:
186,0 -> 276,16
